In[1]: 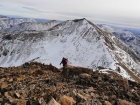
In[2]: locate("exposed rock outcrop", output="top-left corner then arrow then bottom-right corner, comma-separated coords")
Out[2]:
0,62 -> 140,105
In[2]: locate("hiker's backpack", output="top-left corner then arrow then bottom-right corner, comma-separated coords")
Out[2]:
64,58 -> 68,64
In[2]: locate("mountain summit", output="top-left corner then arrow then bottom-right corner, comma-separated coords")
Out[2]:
0,18 -> 140,81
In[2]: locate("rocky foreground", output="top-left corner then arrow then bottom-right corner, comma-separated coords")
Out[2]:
0,62 -> 140,105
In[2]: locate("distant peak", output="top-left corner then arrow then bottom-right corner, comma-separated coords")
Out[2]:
49,20 -> 57,22
72,18 -> 86,22
0,15 -> 8,18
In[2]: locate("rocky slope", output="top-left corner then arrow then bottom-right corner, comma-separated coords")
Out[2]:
0,62 -> 140,105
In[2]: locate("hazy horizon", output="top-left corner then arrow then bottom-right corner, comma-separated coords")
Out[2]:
0,0 -> 140,29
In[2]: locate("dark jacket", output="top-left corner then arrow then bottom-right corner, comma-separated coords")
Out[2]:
60,58 -> 68,66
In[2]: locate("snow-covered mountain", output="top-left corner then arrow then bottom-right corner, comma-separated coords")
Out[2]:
97,24 -> 140,56
0,19 -> 140,81
2,20 -> 59,34
0,15 -> 36,30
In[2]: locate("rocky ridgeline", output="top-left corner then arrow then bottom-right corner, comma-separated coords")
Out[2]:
0,62 -> 140,105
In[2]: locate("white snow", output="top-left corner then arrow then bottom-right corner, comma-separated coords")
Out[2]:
97,24 -> 140,57
0,19 -> 140,81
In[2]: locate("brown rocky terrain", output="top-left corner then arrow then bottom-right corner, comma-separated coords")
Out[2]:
0,62 -> 140,105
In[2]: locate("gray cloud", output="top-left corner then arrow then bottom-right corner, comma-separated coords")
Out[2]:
22,7 -> 49,13
0,0 -> 140,28
57,12 -> 87,19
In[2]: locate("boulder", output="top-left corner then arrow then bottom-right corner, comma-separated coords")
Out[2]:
38,97 -> 47,105
98,76 -> 102,81
9,78 -> 13,82
103,101 -> 112,105
4,92 -> 17,103
17,99 -> 26,105
59,95 -> 76,105
0,98 -> 3,102
79,73 -> 91,79
17,76 -> 24,82
14,92 -> 20,98
1,82 -> 8,89
117,99 -> 136,105
48,98 -> 60,105
67,66 -> 93,77
84,87 -> 96,93
76,93 -> 89,101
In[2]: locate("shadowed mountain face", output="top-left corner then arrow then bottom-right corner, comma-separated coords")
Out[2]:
0,62 -> 140,105
0,18 -> 140,81
97,24 -> 140,56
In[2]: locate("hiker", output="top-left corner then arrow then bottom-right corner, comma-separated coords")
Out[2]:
60,57 -> 68,80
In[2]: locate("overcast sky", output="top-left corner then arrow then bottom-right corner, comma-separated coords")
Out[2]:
0,0 -> 140,28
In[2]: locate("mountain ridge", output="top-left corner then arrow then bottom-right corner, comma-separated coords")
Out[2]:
1,20 -> 59,34
97,24 -> 140,56
0,15 -> 36,30
0,18 -> 140,81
